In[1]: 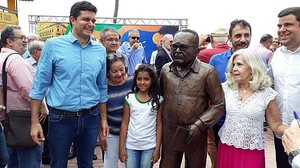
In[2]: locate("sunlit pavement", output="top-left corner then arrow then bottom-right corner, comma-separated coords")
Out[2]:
41,127 -> 276,168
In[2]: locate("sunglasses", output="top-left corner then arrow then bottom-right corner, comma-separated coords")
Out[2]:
107,52 -> 123,60
130,36 -> 140,40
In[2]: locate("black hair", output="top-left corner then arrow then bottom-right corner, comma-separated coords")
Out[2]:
278,7 -> 300,23
176,28 -> 199,47
132,64 -> 160,110
229,19 -> 252,36
0,25 -> 21,47
260,34 -> 273,43
69,1 -> 97,26
106,52 -> 127,77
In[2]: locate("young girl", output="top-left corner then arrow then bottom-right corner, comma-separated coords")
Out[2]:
119,64 -> 162,168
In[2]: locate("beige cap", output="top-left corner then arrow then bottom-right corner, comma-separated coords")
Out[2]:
210,28 -> 228,37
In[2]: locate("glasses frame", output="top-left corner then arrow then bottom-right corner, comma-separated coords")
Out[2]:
170,43 -> 194,52
11,36 -> 27,41
130,36 -> 140,40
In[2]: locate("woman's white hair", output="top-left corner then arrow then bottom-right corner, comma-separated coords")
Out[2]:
226,48 -> 272,91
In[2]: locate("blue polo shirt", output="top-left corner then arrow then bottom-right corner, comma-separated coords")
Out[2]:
30,32 -> 108,111
209,49 -> 232,125
209,49 -> 232,83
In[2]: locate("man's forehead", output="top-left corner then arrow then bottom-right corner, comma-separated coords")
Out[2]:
174,32 -> 194,43
13,29 -> 25,36
130,32 -> 139,37
106,31 -> 119,37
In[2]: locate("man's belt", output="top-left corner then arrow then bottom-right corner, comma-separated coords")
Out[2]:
48,105 -> 97,117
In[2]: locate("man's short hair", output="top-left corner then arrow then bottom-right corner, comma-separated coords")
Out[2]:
100,28 -> 121,40
28,40 -> 44,55
260,34 -> 273,43
128,30 -> 139,38
229,19 -> 252,36
27,33 -> 39,41
278,7 -> 300,23
0,25 -> 21,47
69,1 -> 97,27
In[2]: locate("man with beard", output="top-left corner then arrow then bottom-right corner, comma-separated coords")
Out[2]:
209,19 -> 252,150
29,1 -> 108,167
159,28 -> 225,168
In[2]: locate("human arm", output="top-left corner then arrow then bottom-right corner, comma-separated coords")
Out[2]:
30,99 -> 45,145
186,69 -> 225,144
152,105 -> 162,163
266,99 -> 289,136
118,103 -> 130,163
98,102 -> 109,138
282,126 -> 300,167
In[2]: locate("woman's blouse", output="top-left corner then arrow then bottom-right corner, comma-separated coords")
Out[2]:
218,82 -> 277,150
107,76 -> 134,135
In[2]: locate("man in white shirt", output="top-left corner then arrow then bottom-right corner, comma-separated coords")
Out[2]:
269,7 -> 300,168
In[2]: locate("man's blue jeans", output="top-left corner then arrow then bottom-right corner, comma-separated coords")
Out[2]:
126,148 -> 154,168
7,144 -> 42,168
0,125 -> 8,168
48,107 -> 99,168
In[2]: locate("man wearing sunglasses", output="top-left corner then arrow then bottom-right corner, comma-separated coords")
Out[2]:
159,29 -> 225,168
118,29 -> 147,76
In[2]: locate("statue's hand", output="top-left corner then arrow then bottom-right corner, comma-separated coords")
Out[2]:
186,123 -> 201,144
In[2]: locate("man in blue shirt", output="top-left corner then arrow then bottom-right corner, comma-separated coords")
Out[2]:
118,29 -> 147,76
209,19 -> 252,150
29,1 -> 108,167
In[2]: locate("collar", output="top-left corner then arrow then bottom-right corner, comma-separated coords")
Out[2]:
27,56 -> 37,66
169,58 -> 200,77
67,32 -> 96,46
0,47 -> 19,54
226,48 -> 233,59
280,45 -> 300,54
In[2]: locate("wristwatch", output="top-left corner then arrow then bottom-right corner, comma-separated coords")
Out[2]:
288,149 -> 300,165
0,105 -> 5,110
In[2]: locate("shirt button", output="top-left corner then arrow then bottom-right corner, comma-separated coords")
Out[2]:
178,102 -> 181,105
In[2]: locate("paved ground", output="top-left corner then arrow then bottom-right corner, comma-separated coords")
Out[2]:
41,127 -> 277,168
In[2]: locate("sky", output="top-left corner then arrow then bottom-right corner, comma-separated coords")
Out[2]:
4,0 -> 300,44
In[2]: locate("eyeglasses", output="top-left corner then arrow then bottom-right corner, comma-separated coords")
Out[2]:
11,36 -> 27,41
130,36 -> 140,40
170,43 -> 193,51
107,52 -> 123,60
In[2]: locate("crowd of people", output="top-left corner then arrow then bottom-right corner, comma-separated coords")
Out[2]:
0,1 -> 299,168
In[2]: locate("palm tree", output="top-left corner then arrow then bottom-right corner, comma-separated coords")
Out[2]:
113,0 -> 119,24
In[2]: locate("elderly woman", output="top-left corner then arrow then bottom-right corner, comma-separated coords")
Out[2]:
100,52 -> 134,168
217,48 -> 288,168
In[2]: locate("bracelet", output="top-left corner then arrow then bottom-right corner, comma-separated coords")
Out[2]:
0,105 -> 5,110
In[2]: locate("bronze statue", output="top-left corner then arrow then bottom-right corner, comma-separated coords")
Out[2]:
159,29 -> 225,168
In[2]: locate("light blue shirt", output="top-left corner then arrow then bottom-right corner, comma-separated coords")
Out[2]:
118,41 -> 147,76
29,32 -> 108,111
22,50 -> 31,59
26,56 -> 37,70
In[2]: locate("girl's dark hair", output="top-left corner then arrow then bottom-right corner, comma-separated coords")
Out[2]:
132,64 -> 160,110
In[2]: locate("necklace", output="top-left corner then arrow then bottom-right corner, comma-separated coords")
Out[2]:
238,88 -> 251,100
